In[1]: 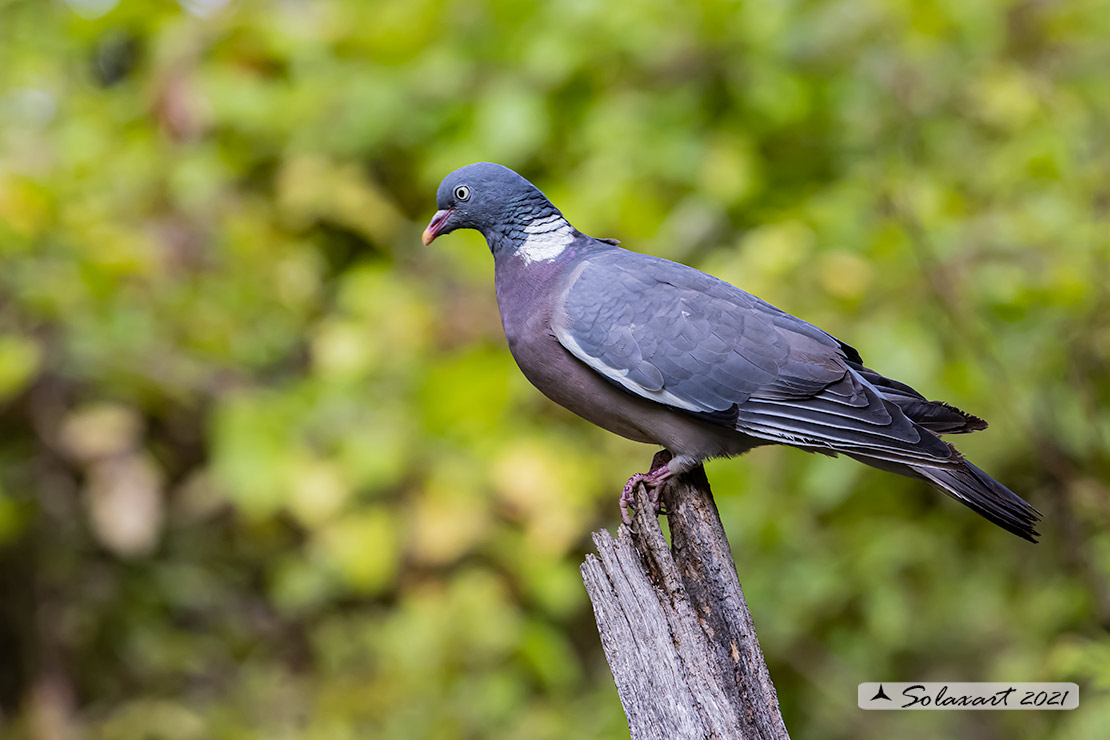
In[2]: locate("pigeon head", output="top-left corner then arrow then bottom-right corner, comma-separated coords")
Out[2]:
422,162 -> 567,249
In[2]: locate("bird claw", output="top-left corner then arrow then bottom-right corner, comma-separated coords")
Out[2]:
619,467 -> 670,524
619,474 -> 646,525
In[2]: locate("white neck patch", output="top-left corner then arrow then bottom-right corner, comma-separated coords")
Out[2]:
517,216 -> 575,265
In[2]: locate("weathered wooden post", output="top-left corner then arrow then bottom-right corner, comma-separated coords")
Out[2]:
580,450 -> 789,739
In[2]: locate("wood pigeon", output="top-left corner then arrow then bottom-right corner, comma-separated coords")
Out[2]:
422,162 -> 1040,542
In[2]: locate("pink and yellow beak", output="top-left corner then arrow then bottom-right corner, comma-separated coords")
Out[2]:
422,209 -> 454,246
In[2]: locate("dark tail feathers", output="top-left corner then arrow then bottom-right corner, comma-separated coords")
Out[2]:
912,460 -> 1040,542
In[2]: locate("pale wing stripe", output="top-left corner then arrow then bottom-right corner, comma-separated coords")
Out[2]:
556,327 -> 706,413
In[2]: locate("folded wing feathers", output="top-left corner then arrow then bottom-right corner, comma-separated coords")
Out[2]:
736,384 -> 958,466
849,362 -> 989,434
558,250 -> 978,467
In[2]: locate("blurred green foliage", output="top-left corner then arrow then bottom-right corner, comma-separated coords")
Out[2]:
2,0 -> 1109,737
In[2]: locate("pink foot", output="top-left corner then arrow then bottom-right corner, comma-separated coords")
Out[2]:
618,453 -> 700,524
619,466 -> 672,525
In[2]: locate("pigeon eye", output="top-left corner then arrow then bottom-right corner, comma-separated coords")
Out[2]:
454,185 -> 471,202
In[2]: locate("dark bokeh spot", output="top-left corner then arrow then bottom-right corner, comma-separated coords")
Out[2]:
93,32 -> 141,87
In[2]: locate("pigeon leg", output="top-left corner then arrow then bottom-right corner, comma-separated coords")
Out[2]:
619,453 -> 700,524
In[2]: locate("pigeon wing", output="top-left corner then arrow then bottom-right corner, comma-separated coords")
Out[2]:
554,249 -> 955,466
